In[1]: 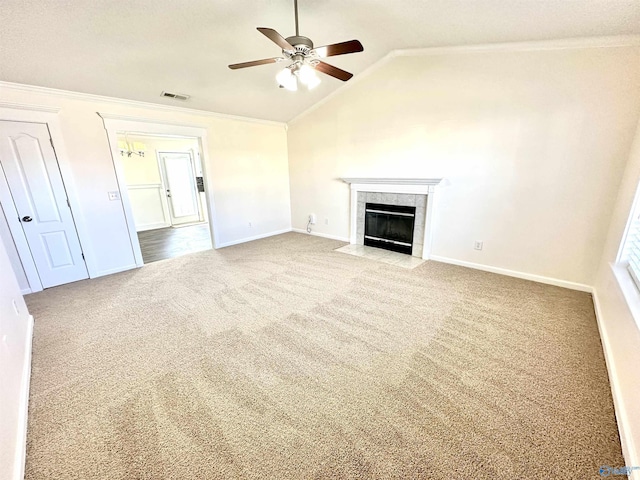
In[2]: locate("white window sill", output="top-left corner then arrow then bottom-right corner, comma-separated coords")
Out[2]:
611,263 -> 640,331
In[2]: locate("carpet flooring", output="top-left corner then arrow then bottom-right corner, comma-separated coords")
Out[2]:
24,232 -> 622,479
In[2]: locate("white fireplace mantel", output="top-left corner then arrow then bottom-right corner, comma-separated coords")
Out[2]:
341,177 -> 443,188
341,178 -> 444,260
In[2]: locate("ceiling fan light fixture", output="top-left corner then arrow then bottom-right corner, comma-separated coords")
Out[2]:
228,1 -> 363,89
276,67 -> 298,91
297,64 -> 320,89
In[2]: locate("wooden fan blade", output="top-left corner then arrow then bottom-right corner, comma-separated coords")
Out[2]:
313,40 -> 363,58
257,27 -> 294,51
229,57 -> 283,69
315,61 -> 353,81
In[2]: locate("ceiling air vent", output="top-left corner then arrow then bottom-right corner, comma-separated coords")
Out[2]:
161,91 -> 190,101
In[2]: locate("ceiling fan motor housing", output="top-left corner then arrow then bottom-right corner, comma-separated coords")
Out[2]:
285,36 -> 314,52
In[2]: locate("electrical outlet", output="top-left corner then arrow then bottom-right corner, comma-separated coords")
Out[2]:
324,218 -> 329,225
108,191 -> 120,201
309,214 -> 316,225
474,241 -> 483,251
248,222 -> 252,228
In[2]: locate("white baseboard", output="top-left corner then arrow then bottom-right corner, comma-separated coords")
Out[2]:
429,255 -> 592,292
291,228 -> 350,243
93,264 -> 138,278
136,222 -> 170,232
216,228 -> 293,248
20,288 -> 32,295
13,314 -> 34,480
592,290 -> 639,480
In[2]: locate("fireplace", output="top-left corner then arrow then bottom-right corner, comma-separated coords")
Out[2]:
341,177 -> 444,260
364,203 -> 416,255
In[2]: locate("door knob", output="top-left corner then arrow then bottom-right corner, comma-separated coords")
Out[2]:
21,216 -> 33,222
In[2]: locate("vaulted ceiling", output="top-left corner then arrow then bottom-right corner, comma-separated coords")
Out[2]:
1,0 -> 639,122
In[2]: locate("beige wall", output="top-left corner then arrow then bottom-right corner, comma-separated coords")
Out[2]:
0,84 -> 291,279
288,45 -> 640,286
0,239 -> 30,480
593,116 -> 640,469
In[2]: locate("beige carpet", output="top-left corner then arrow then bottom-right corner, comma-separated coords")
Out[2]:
25,232 -> 622,479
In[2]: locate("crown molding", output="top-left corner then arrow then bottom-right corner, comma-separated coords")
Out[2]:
96,112 -> 209,131
0,81 -> 286,128
0,102 -> 60,114
287,34 -> 640,125
393,34 -> 640,57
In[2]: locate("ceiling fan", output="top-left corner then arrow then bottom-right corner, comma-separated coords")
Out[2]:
228,0 -> 363,91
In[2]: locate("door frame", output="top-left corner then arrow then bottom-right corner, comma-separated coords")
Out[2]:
157,150 -> 202,226
0,103 -> 98,292
98,113 -> 219,267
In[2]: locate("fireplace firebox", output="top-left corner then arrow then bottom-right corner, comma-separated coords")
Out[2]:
364,203 -> 416,255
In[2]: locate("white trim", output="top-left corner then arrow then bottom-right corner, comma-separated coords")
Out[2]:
0,169 -> 43,293
13,314 -> 34,480
0,102 -> 60,114
288,35 -> 640,125
592,289 -> 640,480
615,177 -> 640,264
611,263 -> 640,333
0,105 -> 98,280
99,113 -> 208,130
216,228 -> 293,248
429,255 -> 593,292
125,183 -> 171,231
341,177 -> 443,186
0,82 -> 286,127
136,222 -> 169,232
94,263 -> 138,278
19,288 -> 32,295
99,114 -> 221,267
291,228 -> 350,243
102,126 -> 144,266
394,34 -> 640,58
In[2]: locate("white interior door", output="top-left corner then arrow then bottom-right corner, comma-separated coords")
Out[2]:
0,121 -> 88,288
159,151 -> 201,225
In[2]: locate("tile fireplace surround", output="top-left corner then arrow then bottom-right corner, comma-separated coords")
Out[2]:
341,178 -> 444,260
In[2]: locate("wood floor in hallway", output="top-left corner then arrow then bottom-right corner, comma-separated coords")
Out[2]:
137,223 -> 212,263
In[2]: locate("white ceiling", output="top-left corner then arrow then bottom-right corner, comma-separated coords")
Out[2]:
1,0 -> 639,122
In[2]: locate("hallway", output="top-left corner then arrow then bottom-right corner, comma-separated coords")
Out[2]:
137,223 -> 212,263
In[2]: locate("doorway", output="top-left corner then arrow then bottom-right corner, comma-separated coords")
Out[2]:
159,151 -> 202,226
0,120 -> 89,290
116,133 -> 212,263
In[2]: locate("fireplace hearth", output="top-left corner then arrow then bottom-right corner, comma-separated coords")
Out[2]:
364,203 -> 416,255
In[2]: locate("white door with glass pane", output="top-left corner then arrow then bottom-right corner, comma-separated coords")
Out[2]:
0,121 -> 88,288
159,151 -> 201,225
